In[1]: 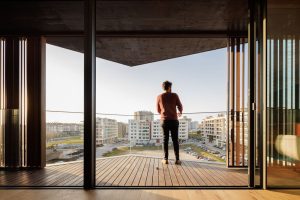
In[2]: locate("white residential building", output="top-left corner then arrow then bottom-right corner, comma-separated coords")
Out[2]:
200,114 -> 227,147
189,121 -> 199,131
182,116 -> 192,131
134,111 -> 154,121
128,119 -> 151,145
96,118 -> 118,146
46,122 -> 83,136
178,118 -> 189,140
151,118 -> 189,144
117,122 -> 128,139
151,120 -> 163,143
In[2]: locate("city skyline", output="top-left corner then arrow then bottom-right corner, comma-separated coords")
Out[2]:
46,111 -> 226,131
46,44 -> 227,123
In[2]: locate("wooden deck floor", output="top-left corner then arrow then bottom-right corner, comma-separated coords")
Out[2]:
0,155 -> 248,187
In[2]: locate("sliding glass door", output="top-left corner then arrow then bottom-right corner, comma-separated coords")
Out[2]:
266,0 -> 300,188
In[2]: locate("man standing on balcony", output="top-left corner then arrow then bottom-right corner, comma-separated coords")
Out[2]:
156,81 -> 183,165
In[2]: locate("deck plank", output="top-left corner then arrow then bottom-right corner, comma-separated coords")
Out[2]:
132,157 -> 147,186
208,165 -> 241,186
105,156 -> 135,186
97,157 -> 127,179
125,156 -> 144,186
145,158 -> 154,186
0,170 -> 34,186
168,161 -> 179,186
198,164 -> 225,186
72,161 -> 106,186
22,164 -> 70,186
152,158 -> 159,186
220,168 -> 248,185
99,156 -> 132,186
184,161 -> 207,186
171,161 -> 186,186
158,158 -> 166,186
112,156 -> 138,186
174,161 -> 193,186
162,162 -> 172,186
139,156 -> 151,186
48,163 -> 82,186
187,162 -> 214,186
181,161 -> 200,186
118,156 -> 139,186
97,156 -> 129,186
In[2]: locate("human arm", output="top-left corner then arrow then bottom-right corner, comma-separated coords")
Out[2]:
175,94 -> 183,117
156,95 -> 161,114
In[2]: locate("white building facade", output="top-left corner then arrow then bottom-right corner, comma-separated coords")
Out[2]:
134,111 -> 154,121
200,114 -> 227,147
117,122 -> 128,139
151,118 -> 189,144
151,120 -> 162,142
96,118 -> 118,146
128,119 -> 151,145
46,122 -> 83,136
189,121 -> 199,131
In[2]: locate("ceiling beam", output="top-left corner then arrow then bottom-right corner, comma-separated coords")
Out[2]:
0,30 -> 248,38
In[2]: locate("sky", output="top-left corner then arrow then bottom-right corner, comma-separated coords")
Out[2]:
46,44 -> 228,123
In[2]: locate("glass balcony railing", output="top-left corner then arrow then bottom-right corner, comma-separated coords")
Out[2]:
94,111 -> 230,165
45,110 -> 251,166
46,111 -> 83,165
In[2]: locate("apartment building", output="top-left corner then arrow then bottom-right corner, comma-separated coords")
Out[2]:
178,118 -> 189,140
134,111 -> 154,121
128,119 -> 151,145
96,118 -> 118,146
151,120 -> 162,142
46,122 -> 83,137
189,121 -> 199,131
117,122 -> 128,139
182,116 -> 192,130
151,118 -> 189,144
200,114 -> 227,148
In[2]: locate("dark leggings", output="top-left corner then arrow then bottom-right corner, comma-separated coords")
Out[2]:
162,120 -> 179,160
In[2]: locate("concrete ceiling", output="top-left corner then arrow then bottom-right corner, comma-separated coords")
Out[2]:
0,0 -> 248,66
268,0 -> 300,36
47,37 -> 228,66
